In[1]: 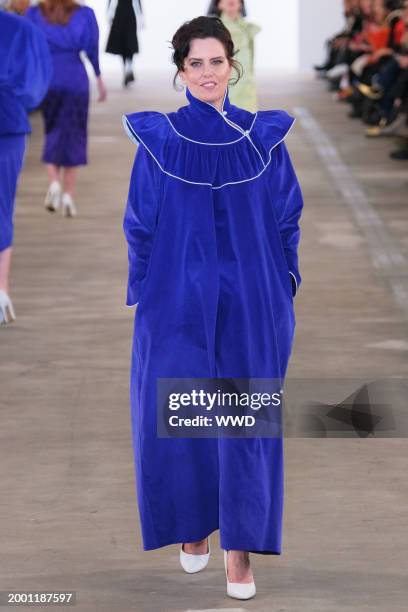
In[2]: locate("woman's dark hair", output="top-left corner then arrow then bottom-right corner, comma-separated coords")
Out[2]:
384,0 -> 405,10
170,16 -> 243,90
207,0 -> 247,18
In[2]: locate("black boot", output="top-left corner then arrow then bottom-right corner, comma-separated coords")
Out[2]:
348,90 -> 364,118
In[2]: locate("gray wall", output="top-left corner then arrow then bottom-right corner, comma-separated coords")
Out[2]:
298,0 -> 345,72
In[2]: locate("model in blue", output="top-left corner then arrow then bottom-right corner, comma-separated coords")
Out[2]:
122,16 -> 303,600
26,0 -> 106,217
0,9 -> 51,325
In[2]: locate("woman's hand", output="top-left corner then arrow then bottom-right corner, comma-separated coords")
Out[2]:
396,54 -> 408,68
371,48 -> 392,60
96,76 -> 107,102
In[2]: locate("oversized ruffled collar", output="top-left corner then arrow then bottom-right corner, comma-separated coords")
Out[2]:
122,88 -> 296,189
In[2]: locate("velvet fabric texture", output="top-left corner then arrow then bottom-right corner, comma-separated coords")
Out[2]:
0,10 -> 51,251
122,86 -> 304,553
26,5 -> 100,166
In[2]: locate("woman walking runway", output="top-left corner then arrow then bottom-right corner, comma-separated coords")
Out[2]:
122,16 -> 303,600
106,0 -> 143,87
26,0 -> 107,217
0,9 -> 51,324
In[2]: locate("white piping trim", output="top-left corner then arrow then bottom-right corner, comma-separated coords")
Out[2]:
122,114 -> 297,190
244,131 -> 266,168
202,86 -> 228,114
163,89 -> 259,146
162,110 -> 265,165
289,271 -> 298,294
162,113 -> 246,145
221,113 -> 265,166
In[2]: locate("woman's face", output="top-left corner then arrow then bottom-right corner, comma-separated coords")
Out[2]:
179,37 -> 232,108
345,0 -> 358,12
359,0 -> 373,16
218,0 -> 242,18
372,0 -> 386,22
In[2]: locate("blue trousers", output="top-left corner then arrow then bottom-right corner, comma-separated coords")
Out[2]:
0,134 -> 26,252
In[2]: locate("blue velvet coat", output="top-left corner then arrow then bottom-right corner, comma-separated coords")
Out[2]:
122,85 -> 303,554
0,10 -> 51,252
0,10 -> 51,137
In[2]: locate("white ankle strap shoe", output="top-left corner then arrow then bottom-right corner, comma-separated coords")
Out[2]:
44,180 -> 62,212
179,538 -> 210,573
0,290 -> 16,325
62,193 -> 77,217
224,549 -> 256,600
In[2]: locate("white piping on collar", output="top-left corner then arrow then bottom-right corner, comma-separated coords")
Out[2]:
122,114 -> 296,190
162,113 -> 246,146
170,87 -> 265,162
163,112 -> 258,146
199,86 -> 228,114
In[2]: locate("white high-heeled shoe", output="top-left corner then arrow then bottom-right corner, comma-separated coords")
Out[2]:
223,550 -> 256,600
44,180 -> 62,212
62,193 -> 77,217
0,289 -> 16,325
179,538 -> 210,573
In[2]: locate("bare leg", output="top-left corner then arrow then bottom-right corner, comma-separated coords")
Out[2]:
0,246 -> 12,293
46,163 -> 61,184
62,167 -> 77,197
225,550 -> 254,583
182,537 -> 208,555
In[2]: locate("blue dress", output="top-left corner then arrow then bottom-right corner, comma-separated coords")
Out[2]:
26,5 -> 100,167
122,86 -> 304,553
0,10 -> 51,252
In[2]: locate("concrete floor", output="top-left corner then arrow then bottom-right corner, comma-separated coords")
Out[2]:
1,72 -> 408,611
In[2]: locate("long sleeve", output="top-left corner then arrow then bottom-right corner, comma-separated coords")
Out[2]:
82,7 -> 101,77
0,11 -> 52,135
11,20 -> 52,112
123,145 -> 161,307
272,141 -> 304,297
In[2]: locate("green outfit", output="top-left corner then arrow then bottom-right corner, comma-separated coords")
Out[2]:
220,13 -> 261,112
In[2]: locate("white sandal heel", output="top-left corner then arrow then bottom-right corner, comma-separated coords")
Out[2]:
224,549 -> 256,600
0,289 -> 16,325
62,193 -> 77,217
44,180 -> 62,212
179,537 -> 210,573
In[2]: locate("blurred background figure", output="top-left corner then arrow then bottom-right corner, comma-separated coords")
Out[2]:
207,0 -> 261,112
314,0 -> 408,159
106,0 -> 144,87
0,9 -> 51,325
314,0 -> 363,74
2,0 -> 30,14
26,0 -> 107,218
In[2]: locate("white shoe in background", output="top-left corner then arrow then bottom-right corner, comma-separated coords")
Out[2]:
44,180 -> 62,212
326,63 -> 348,80
62,193 -> 77,217
0,290 -> 16,325
223,549 -> 256,600
179,538 -> 210,573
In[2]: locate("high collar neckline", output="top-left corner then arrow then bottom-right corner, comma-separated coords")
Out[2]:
185,85 -> 232,116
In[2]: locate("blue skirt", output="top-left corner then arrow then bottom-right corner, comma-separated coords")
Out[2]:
41,88 -> 89,167
0,134 -> 26,252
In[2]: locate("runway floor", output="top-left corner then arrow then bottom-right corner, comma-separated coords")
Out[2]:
1,72 -> 407,611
